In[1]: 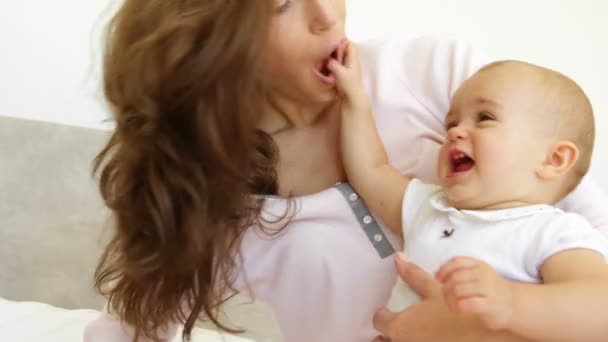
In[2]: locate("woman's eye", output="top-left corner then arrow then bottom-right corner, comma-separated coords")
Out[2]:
445,121 -> 458,130
276,0 -> 292,13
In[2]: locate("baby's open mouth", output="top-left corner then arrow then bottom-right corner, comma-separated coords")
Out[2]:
449,149 -> 475,174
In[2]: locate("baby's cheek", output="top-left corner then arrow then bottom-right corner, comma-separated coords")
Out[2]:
479,140 -> 515,173
437,147 -> 449,175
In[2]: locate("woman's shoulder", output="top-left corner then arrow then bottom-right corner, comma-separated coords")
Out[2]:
356,36 -> 492,91
357,35 -> 492,124
355,35 -> 488,66
357,35 -> 491,90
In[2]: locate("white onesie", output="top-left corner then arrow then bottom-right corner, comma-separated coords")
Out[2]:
388,179 -> 608,311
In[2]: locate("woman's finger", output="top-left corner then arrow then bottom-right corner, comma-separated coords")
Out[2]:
395,253 -> 441,299
372,307 -> 397,335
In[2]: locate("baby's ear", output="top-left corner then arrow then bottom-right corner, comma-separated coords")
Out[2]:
536,141 -> 579,180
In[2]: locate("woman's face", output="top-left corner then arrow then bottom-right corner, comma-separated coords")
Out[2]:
263,0 -> 347,107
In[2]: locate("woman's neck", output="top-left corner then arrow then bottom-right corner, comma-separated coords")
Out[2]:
258,95 -> 336,134
257,95 -> 346,197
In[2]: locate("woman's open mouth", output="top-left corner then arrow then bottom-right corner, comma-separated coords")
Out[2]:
314,42 -> 346,85
448,149 -> 475,178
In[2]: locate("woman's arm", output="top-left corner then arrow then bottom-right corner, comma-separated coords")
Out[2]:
83,300 -> 183,342
83,312 -> 179,342
557,175 -> 608,235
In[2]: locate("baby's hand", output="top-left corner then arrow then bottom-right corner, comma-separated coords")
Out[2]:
435,257 -> 514,331
327,42 -> 368,108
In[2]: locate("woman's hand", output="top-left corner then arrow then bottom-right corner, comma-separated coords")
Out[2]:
373,254 -> 530,342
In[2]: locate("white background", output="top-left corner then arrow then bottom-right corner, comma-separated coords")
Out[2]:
1,0 -> 606,189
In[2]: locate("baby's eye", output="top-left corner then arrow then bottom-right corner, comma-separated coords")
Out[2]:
477,112 -> 494,122
445,121 -> 458,130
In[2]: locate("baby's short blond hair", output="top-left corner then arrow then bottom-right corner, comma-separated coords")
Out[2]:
479,60 -> 595,195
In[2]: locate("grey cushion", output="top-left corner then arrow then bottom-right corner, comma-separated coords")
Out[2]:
0,116 -> 109,309
0,116 -> 284,340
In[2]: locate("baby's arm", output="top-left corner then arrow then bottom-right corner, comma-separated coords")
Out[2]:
329,44 -> 409,234
509,249 -> 608,341
437,251 -> 608,341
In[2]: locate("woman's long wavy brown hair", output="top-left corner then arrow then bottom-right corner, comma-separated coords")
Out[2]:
93,0 -> 277,340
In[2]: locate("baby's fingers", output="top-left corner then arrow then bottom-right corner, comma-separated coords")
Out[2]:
436,257 -> 479,283
327,59 -> 347,81
442,275 -> 484,312
444,279 -> 484,299
457,297 -> 491,315
342,41 -> 359,69
327,59 -> 362,99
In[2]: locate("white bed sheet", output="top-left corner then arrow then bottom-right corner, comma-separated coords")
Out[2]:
0,297 -> 254,341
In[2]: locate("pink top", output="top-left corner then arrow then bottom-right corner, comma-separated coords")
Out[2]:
84,36 -> 608,342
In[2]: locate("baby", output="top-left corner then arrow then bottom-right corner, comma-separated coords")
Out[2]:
328,47 -> 608,340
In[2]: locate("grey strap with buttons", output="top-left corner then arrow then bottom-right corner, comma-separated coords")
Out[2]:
335,182 -> 395,259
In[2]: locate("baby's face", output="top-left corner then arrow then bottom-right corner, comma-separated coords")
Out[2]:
437,65 -> 552,209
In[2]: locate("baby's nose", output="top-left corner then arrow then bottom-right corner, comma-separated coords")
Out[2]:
447,126 -> 467,141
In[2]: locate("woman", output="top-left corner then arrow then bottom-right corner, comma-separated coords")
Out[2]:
85,0 -> 608,341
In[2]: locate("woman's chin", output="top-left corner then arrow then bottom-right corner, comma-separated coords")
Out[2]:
301,84 -> 337,105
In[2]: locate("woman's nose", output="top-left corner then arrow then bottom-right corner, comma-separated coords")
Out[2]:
447,126 -> 467,142
309,0 -> 337,34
